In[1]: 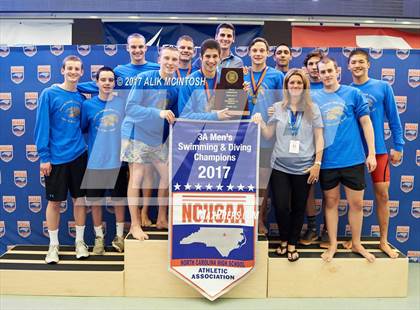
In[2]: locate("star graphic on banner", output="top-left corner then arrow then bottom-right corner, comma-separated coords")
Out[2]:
247,184 -> 255,191
174,183 -> 181,191
227,184 -> 234,191
216,184 -> 223,191
184,183 -> 192,190
206,183 -> 213,191
237,184 -> 245,191
195,183 -> 202,190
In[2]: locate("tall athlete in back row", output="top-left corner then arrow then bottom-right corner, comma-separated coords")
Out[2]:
35,55 -> 89,263
346,49 -> 404,258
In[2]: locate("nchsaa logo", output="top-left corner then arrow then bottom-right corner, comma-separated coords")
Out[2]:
404,123 -> 418,141
407,251 -> 420,263
0,92 -> 12,111
381,68 -> 395,85
68,221 -> 76,238
408,69 -> 419,88
14,170 -> 27,188
42,221 -> 49,237
369,48 -> 383,59
50,45 -> 64,56
345,224 -> 352,236
26,145 -> 39,162
23,45 -> 37,57
12,119 -> 25,136
0,221 -> 5,238
396,49 -> 410,60
24,92 -> 38,110
77,45 -> 91,56
411,201 -> 420,219
395,226 -> 409,243
235,46 -> 248,58
384,122 -> 391,140
0,145 -> 13,162
395,96 -> 407,114
0,45 -> 10,57
416,150 -> 420,167
90,65 -> 104,81
388,200 -> 399,218
400,175 -> 414,193
10,66 -> 24,84
338,199 -> 348,216
104,44 -> 117,56
28,196 -> 42,213
37,65 -> 51,84
17,221 -> 31,238
370,225 -> 380,237
3,196 -> 16,213
363,200 -> 373,217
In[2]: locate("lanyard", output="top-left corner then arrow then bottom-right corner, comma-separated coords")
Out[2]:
176,65 -> 191,79
287,109 -> 303,136
250,66 -> 268,103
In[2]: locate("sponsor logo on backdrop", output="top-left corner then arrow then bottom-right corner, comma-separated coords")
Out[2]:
407,251 -> 420,263
90,65 -> 104,81
68,221 -> 76,238
23,45 -> 37,57
369,48 -> 383,59
11,66 -> 24,84
396,49 -> 410,60
14,170 -> 27,188
28,196 -> 42,213
381,68 -> 395,85
338,199 -> 348,216
342,47 -> 355,58
314,199 -> 322,215
50,45 -> 64,56
60,201 -> 68,213
391,151 -> 403,167
396,226 -> 409,243
12,119 -> 25,136
408,69 -> 420,88
77,45 -> 91,56
395,96 -> 407,114
40,171 -> 45,187
234,46 -> 248,58
104,44 -> 117,56
37,65 -> 51,83
26,145 -> 39,162
0,92 -> 12,111
3,196 -> 16,213
268,46 -> 276,57
345,224 -> 352,236
0,145 -> 13,162
17,221 -> 31,238
388,200 -> 399,218
411,201 -> 420,219
24,92 -> 38,110
404,123 -> 418,141
384,122 -> 391,140
43,221 -> 49,237
0,221 -> 5,238
400,175 -> 414,193
318,47 -> 329,55
370,225 -> 380,237
363,200 -> 373,217
416,150 -> 420,166
291,47 -> 302,58
0,45 -> 10,57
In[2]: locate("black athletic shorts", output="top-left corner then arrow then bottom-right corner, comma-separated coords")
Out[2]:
320,163 -> 366,191
84,166 -> 129,201
45,152 -> 87,201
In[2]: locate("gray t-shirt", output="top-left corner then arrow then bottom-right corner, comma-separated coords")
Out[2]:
269,102 -> 323,175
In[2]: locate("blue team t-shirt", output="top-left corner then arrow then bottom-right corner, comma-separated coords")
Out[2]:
121,70 -> 179,146
312,85 -> 370,169
351,78 -> 404,154
34,85 -> 86,164
81,95 -> 125,169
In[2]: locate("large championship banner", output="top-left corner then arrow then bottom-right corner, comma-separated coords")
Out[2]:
169,120 -> 259,300
0,45 -> 419,262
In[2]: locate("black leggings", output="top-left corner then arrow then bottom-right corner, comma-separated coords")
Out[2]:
270,169 -> 311,245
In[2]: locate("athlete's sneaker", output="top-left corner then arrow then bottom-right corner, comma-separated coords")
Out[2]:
112,235 -> 124,253
93,236 -> 105,255
75,240 -> 90,259
45,245 -> 59,264
299,229 -> 319,245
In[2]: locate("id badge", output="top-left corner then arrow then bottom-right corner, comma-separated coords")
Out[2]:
289,140 -> 300,154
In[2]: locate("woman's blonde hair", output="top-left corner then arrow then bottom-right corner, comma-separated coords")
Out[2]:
281,68 -> 314,120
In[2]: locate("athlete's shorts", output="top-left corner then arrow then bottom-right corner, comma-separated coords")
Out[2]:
371,153 -> 390,183
259,148 -> 273,169
120,139 -> 168,164
45,152 -> 87,201
84,166 -> 128,201
320,163 -> 366,191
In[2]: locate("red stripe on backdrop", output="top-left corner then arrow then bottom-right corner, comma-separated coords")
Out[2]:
292,26 -> 420,48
